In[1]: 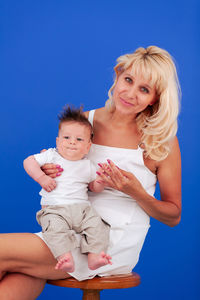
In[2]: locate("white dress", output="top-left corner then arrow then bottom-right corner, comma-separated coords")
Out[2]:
36,109 -> 157,281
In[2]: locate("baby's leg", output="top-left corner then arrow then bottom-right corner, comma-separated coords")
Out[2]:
88,251 -> 112,270
79,205 -> 111,270
55,252 -> 74,273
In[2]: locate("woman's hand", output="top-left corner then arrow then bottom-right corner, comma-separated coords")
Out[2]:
40,149 -> 63,178
97,138 -> 182,227
97,160 -> 146,200
41,164 -> 63,178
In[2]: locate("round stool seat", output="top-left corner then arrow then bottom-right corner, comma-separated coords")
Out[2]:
48,272 -> 140,299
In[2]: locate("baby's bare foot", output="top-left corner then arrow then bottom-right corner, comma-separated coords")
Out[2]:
55,253 -> 74,272
88,251 -> 112,270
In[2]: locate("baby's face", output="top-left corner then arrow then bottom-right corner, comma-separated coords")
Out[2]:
56,121 -> 91,161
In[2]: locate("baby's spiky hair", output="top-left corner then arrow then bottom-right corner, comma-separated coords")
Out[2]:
58,105 -> 93,137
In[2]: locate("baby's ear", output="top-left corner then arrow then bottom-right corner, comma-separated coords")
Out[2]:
87,140 -> 92,151
88,140 -> 92,147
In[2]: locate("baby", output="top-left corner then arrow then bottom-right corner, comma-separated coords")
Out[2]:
23,106 -> 111,273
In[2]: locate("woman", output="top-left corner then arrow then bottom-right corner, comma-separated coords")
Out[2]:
0,46 -> 181,299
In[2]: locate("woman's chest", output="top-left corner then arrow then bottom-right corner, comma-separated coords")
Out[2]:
92,122 -> 157,175
88,144 -> 157,192
93,122 -> 140,150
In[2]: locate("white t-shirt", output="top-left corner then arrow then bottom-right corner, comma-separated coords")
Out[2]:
34,148 -> 96,206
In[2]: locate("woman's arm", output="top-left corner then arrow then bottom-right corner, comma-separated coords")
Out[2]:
97,137 -> 181,227
149,137 -> 181,226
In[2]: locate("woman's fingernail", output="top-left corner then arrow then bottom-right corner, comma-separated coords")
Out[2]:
107,159 -> 111,164
58,168 -> 63,172
98,163 -> 102,167
56,165 -> 60,168
96,171 -> 101,176
56,173 -> 61,176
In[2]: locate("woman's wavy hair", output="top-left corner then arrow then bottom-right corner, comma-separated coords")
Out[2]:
105,46 -> 181,161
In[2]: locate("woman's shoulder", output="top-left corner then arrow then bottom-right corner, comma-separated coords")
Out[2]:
83,107 -> 106,120
144,137 -> 180,175
157,136 -> 181,170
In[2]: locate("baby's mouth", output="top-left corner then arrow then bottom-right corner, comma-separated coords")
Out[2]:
67,147 -> 77,151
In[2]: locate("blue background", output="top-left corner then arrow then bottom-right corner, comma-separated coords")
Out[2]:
0,0 -> 199,299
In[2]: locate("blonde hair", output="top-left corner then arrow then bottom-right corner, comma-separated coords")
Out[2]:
106,46 -> 181,161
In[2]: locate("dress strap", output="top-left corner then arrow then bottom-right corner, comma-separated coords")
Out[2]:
88,109 -> 95,126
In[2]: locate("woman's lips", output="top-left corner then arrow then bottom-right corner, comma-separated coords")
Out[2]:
120,97 -> 133,106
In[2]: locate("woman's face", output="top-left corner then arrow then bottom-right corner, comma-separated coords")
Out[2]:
112,67 -> 157,115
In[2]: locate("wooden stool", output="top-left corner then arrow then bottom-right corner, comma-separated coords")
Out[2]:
47,272 -> 140,300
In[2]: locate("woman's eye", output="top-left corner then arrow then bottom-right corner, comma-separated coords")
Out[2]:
125,77 -> 132,83
141,87 -> 149,93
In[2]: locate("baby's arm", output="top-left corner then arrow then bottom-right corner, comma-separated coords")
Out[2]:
89,162 -> 109,193
23,155 -> 57,192
89,177 -> 105,193
89,163 -> 109,193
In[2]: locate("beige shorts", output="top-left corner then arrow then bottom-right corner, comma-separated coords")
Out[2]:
36,203 -> 110,259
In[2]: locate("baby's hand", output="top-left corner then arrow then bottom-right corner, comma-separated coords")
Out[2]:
37,174 -> 57,192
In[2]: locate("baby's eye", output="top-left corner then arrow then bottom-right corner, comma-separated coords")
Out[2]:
64,136 -> 70,139
77,138 -> 84,141
125,77 -> 132,83
140,86 -> 149,93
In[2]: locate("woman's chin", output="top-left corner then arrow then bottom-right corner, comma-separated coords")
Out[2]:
115,105 -> 136,116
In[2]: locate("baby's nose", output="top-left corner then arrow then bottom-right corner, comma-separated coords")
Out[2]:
70,138 -> 76,144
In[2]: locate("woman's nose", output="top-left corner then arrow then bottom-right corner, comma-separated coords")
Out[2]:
126,86 -> 137,99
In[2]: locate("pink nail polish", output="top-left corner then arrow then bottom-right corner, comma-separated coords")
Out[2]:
107,159 -> 111,164
56,165 -> 60,168
98,163 -> 102,167
96,171 -> 101,176
56,173 -> 61,176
